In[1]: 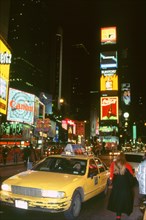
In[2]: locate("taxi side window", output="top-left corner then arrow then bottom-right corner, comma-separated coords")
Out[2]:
96,159 -> 106,173
88,159 -> 99,178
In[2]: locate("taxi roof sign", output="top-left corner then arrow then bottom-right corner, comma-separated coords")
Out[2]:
62,144 -> 85,156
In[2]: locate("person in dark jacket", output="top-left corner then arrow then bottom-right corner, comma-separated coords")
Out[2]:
27,144 -> 37,170
107,152 -> 134,220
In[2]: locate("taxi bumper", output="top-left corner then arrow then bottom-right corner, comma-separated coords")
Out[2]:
0,191 -> 71,213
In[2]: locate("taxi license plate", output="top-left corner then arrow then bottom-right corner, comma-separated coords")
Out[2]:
15,200 -> 28,209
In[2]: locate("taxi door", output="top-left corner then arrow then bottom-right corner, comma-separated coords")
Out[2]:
95,158 -> 109,192
84,158 -> 102,201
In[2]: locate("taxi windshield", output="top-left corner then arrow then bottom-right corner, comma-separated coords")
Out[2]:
33,157 -> 87,175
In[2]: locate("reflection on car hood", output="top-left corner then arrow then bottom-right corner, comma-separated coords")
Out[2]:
3,170 -> 82,190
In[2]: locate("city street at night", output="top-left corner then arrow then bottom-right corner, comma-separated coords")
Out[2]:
1,1 -> 146,220
0,156 -> 144,220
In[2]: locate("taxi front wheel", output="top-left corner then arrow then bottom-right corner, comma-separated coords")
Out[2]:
64,191 -> 82,220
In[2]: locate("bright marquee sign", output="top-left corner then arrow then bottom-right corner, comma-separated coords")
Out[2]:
7,88 -> 35,124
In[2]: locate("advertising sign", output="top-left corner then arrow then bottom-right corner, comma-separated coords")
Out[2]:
100,96 -> 118,121
7,88 -> 35,124
36,118 -> 51,132
62,119 -> 76,135
39,92 -> 52,114
101,27 -> 117,45
75,121 -> 85,136
101,70 -> 116,76
100,51 -> 118,69
121,83 -> 131,106
0,37 -> 12,114
100,74 -> 118,91
99,126 -> 118,136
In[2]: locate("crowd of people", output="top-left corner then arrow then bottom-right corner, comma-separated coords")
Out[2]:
0,144 -> 41,168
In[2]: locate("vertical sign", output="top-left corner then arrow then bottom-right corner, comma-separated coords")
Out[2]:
0,37 -> 12,114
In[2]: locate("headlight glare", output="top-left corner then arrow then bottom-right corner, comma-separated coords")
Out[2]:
1,184 -> 11,192
41,190 -> 65,198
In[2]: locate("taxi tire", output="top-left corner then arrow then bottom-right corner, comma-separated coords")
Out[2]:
64,191 -> 81,220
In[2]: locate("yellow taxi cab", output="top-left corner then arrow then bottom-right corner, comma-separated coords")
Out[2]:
0,144 -> 110,220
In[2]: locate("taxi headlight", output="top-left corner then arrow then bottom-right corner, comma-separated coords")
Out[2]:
41,190 -> 66,198
1,184 -> 11,192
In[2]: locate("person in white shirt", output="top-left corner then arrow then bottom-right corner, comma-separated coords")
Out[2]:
136,153 -> 146,204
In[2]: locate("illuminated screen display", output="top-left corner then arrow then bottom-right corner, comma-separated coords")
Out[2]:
100,96 -> 118,121
101,27 -> 117,45
100,51 -> 118,69
100,74 -> 118,91
121,83 -> 131,106
7,88 -> 35,124
99,136 -> 119,145
0,38 -> 12,114
99,126 -> 118,135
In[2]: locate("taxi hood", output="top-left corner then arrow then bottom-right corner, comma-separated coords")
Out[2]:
3,170 -> 83,190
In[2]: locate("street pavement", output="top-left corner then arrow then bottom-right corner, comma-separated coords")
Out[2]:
0,162 -> 145,220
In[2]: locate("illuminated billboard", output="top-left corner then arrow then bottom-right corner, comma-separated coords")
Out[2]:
100,51 -> 118,69
100,96 -> 118,121
100,74 -> 118,91
33,96 -> 45,123
7,88 -> 35,124
101,27 -> 117,45
0,37 -> 12,114
39,92 -> 52,114
99,126 -> 118,136
101,70 -> 116,76
121,83 -> 131,106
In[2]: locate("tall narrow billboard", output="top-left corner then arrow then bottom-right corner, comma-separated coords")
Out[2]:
39,92 -> 52,114
0,37 -> 12,114
121,83 -> 131,106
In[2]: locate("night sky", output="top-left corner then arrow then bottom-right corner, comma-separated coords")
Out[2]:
8,0 -> 146,106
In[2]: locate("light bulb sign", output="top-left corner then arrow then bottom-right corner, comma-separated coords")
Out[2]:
0,37 -> 12,114
7,88 -> 35,124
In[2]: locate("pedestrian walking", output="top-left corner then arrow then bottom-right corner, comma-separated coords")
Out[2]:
136,152 -> 146,205
23,146 -> 30,167
2,146 -> 8,165
12,144 -> 20,164
107,152 -> 135,220
27,144 -> 37,170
